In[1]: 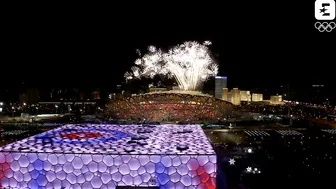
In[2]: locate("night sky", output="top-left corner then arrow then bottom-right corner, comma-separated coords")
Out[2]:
2,1 -> 334,90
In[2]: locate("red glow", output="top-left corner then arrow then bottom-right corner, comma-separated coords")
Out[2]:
197,166 -> 205,175
200,173 -> 210,183
206,178 -> 216,189
61,132 -> 102,139
193,162 -> 216,189
0,161 -> 10,185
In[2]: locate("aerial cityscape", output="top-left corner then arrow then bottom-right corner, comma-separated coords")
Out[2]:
1,5 -> 335,189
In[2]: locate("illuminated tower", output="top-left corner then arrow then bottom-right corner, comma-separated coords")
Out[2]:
231,88 -> 241,105
215,76 -> 227,99
222,88 -> 229,101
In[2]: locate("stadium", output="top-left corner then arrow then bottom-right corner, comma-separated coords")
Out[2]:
109,91 -> 234,122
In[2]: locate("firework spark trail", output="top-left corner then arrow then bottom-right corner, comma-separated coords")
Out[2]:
125,41 -> 218,91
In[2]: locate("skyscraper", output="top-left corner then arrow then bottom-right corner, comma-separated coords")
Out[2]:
215,76 -> 227,99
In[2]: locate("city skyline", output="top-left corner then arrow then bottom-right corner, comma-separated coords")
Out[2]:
1,2 -> 335,105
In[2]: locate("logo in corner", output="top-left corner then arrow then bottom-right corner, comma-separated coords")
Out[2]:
315,0 -> 335,20
315,0 -> 335,32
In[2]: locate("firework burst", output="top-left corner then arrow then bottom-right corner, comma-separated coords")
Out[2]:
125,41 -> 218,91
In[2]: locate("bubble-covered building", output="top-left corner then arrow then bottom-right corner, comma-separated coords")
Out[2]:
0,124 -> 216,189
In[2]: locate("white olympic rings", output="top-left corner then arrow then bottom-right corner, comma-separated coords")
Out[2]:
315,22 -> 336,32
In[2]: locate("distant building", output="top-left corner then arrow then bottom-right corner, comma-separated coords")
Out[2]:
231,88 -> 241,105
252,93 -> 263,102
43,88 -> 82,101
270,95 -> 283,104
215,76 -> 227,99
222,88 -> 241,105
240,91 -> 251,102
222,88 -> 229,101
222,88 -> 250,105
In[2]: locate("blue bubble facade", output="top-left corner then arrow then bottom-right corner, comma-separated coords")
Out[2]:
0,124 -> 216,189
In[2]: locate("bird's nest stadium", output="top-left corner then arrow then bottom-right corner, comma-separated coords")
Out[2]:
108,91 -> 234,122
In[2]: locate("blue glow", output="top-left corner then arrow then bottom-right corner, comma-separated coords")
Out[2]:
215,76 -> 227,79
30,160 -> 46,189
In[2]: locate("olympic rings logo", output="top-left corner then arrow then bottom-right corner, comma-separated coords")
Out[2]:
315,22 -> 336,32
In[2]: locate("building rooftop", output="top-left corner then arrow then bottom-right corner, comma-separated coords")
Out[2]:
0,124 -> 215,155
215,76 -> 227,79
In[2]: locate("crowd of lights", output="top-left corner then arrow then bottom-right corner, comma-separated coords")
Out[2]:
109,92 -> 233,122
142,90 -> 214,97
0,130 -> 27,136
125,41 -> 218,91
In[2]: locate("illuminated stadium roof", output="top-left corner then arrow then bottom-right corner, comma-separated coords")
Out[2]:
109,92 -> 234,122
